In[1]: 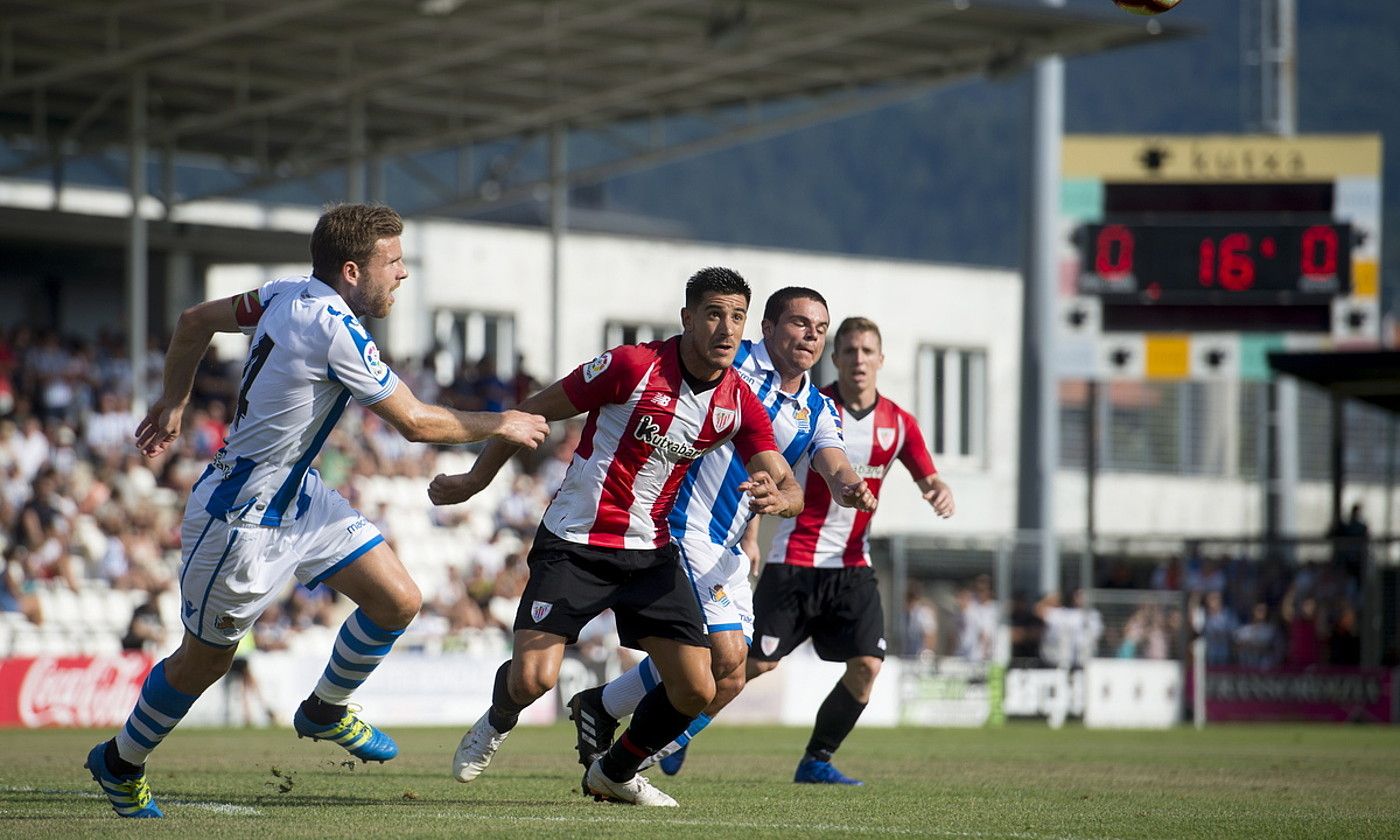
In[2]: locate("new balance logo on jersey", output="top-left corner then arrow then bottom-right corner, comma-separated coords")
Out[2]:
531,601 -> 553,623
183,600 -> 196,618
649,393 -> 672,407
634,415 -> 701,460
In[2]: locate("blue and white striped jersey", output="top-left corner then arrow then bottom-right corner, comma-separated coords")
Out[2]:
668,339 -> 843,550
193,275 -> 399,527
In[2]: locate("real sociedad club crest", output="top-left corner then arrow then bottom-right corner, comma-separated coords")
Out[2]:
711,406 -> 736,433
876,427 -> 896,450
531,600 -> 553,623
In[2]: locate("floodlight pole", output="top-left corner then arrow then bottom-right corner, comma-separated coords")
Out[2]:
1017,0 -> 1064,596
549,124 -> 567,379
127,71 -> 149,415
1260,0 -> 1298,546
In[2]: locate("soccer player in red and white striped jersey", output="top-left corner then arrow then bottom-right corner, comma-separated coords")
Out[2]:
750,315 -> 954,785
427,267 -> 804,806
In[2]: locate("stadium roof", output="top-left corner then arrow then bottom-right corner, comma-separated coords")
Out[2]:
0,0 -> 1182,216
1269,350 -> 1400,416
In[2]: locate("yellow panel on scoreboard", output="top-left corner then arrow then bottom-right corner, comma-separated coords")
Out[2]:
1353,261 -> 1378,298
1145,335 -> 1190,379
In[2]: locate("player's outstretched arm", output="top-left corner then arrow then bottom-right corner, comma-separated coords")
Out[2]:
135,295 -> 244,458
810,446 -> 877,513
428,380 -> 580,506
369,382 -> 548,448
916,473 -> 955,519
739,450 -> 804,518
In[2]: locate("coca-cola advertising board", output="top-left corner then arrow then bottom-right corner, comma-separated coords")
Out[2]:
0,655 -> 153,728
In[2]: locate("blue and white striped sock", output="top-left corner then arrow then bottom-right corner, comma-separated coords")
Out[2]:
601,656 -> 663,719
674,711 -> 713,749
113,660 -> 198,766
312,608 -> 404,705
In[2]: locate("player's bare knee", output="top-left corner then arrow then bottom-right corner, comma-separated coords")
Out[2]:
747,657 -> 778,679
665,681 -> 714,716
713,668 -> 745,707
512,664 -> 557,702
709,643 -> 746,679
849,656 -> 882,687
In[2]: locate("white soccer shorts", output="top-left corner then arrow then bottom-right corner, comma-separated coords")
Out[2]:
178,469 -> 383,647
675,534 -> 754,640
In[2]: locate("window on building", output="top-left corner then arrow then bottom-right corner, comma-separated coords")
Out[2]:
432,310 -> 516,386
917,346 -> 987,465
604,321 -> 676,351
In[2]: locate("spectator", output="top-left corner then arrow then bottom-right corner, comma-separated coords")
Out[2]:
902,583 -> 938,659
1233,602 -> 1283,669
1196,591 -> 1238,666
1035,589 -> 1103,668
1281,588 -> 1323,667
120,593 -> 166,653
0,545 -> 43,625
1007,591 -> 1043,663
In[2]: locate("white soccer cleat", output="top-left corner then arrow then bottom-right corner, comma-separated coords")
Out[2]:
453,711 -> 510,782
584,758 -> 678,806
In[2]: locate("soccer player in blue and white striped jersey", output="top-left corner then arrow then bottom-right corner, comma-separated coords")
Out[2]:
84,204 -> 548,819
567,287 -> 876,777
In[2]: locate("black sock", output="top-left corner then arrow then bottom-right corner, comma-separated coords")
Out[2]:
805,680 -> 866,760
599,685 -> 692,782
104,739 -> 142,777
487,661 -> 526,732
299,694 -> 347,726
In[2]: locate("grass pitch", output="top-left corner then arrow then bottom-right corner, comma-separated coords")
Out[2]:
3,722 -> 1399,838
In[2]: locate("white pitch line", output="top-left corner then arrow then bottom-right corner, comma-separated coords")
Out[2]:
0,785 -> 262,816
409,809 -> 1121,840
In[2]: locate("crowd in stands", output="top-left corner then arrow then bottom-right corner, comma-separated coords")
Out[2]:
0,325 -> 572,662
1,324 -> 1384,673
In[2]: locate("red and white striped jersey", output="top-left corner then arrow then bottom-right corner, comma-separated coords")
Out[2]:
768,387 -> 936,568
543,337 -> 778,550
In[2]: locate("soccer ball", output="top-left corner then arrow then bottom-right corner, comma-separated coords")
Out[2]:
1113,0 -> 1181,14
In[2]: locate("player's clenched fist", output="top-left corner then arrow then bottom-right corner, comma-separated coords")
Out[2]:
495,410 -> 549,449
741,470 -> 783,515
428,472 -> 487,506
840,479 -> 878,513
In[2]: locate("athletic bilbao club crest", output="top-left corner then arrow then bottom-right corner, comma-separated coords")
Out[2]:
760,635 -> 781,657
582,351 -> 612,383
876,427 -> 896,450
531,601 -> 553,623
711,406 -> 736,433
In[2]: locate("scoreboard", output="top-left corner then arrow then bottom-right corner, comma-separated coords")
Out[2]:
1059,135 -> 1383,379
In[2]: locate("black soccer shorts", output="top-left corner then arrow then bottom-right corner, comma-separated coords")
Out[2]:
750,564 -> 887,663
513,524 -> 710,649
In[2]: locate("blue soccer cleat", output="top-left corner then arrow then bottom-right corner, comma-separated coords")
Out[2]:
659,744 -> 688,776
84,741 -> 163,818
794,757 -> 864,786
293,705 -> 398,763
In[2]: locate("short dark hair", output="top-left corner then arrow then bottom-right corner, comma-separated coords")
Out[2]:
763,286 -> 828,325
685,266 -> 751,308
834,316 -> 882,348
310,203 -> 404,282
